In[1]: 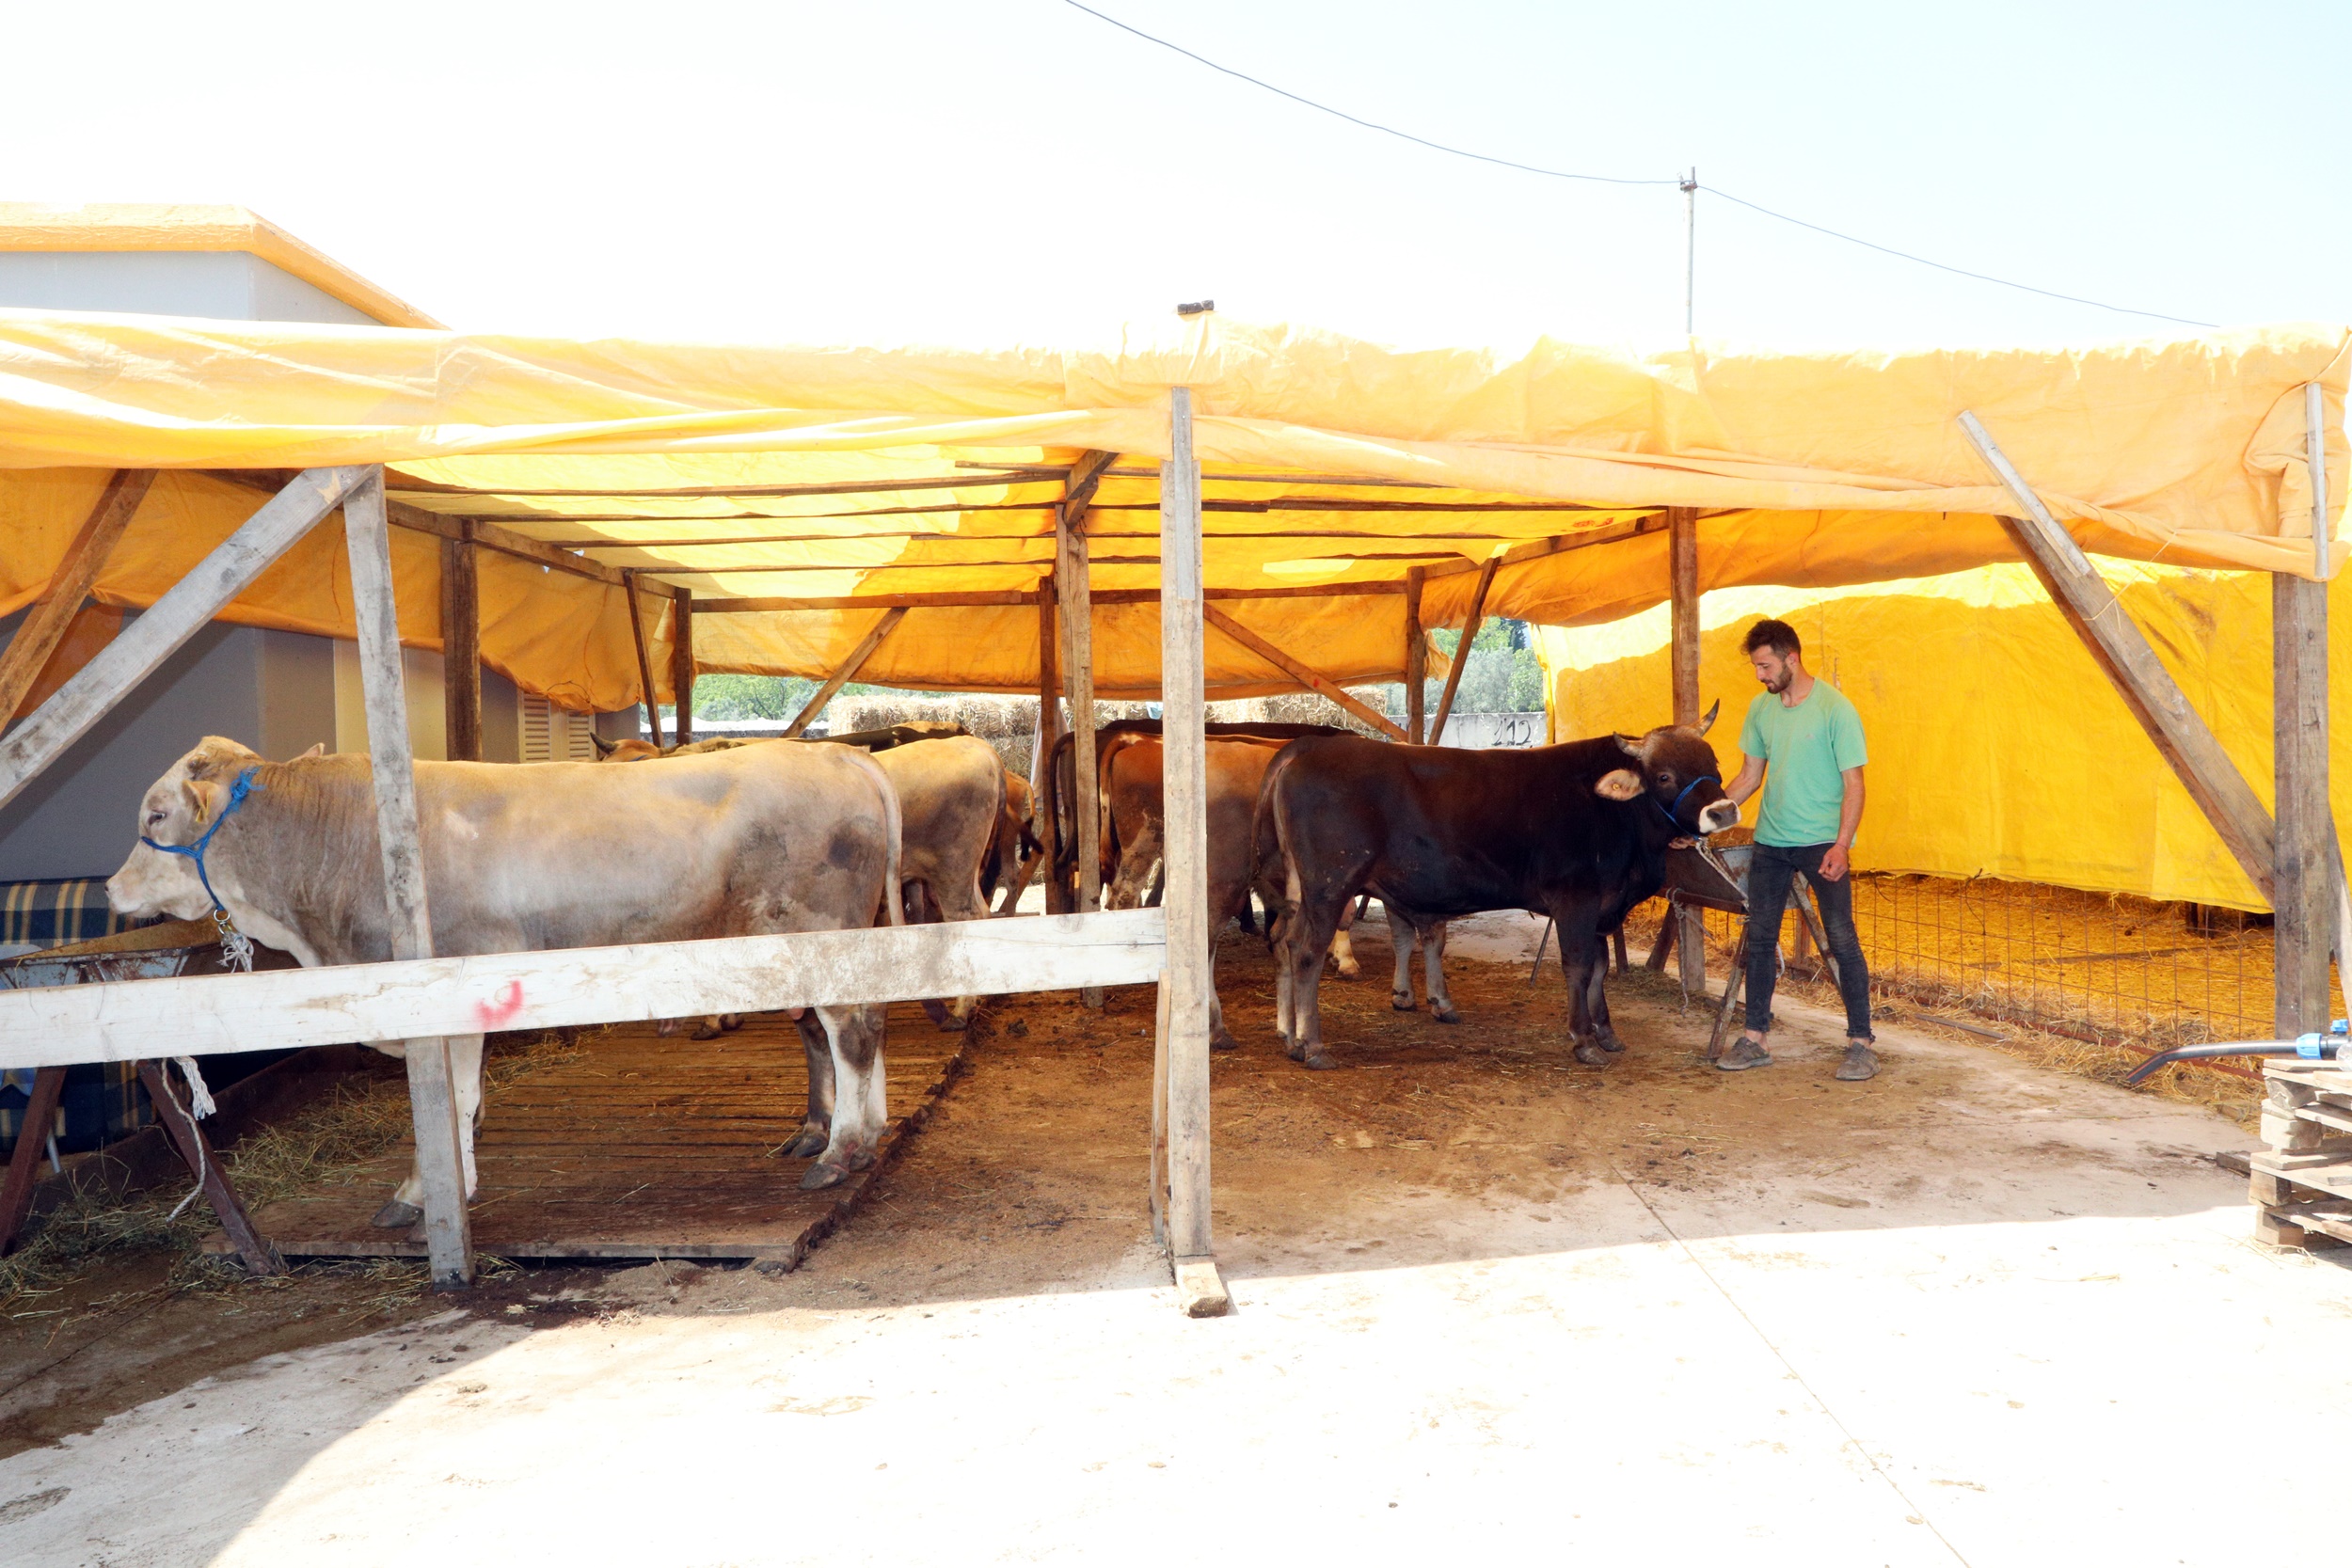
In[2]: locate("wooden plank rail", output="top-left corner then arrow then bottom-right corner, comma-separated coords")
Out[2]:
0,910 -> 1168,1068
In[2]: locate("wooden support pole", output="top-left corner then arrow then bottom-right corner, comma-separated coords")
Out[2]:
1403,566 -> 1427,743
0,1066 -> 65,1257
0,467 -> 367,813
781,606 -> 909,740
670,587 -> 695,746
1669,507 -> 1706,991
1160,388 -> 1228,1317
1034,582 -> 1070,915
1960,411 -> 2277,901
135,1060 -> 283,1276
439,525 -> 483,762
1427,553 -> 1501,745
1669,508 -> 1702,725
344,468 -> 474,1289
623,571 -> 664,751
1201,602 -> 1409,741
1058,458 -> 1104,1006
2273,572 -> 2328,1034
2309,382 -> 2352,1026
0,469 -> 153,724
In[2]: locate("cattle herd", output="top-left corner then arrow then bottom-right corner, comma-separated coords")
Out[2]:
105,705 -> 1733,1226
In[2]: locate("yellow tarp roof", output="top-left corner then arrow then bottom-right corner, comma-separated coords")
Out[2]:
1539,562 -> 2352,911
0,310 -> 2342,709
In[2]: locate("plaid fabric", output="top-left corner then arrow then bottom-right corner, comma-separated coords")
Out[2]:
0,1064 -> 150,1157
0,879 -> 137,949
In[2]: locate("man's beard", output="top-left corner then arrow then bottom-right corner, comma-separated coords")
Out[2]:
1764,668 -> 1792,693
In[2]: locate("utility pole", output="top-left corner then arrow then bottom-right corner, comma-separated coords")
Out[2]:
1682,166 -> 1698,336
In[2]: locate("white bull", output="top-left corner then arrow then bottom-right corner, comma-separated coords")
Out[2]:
107,736 -> 904,1212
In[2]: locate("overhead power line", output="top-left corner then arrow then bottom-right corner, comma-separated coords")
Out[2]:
1062,0 -> 2217,330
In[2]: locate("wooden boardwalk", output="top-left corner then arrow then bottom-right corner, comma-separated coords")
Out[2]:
211,1002 -> 971,1268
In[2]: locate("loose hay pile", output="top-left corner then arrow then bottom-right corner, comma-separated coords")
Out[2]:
0,1030 -> 586,1325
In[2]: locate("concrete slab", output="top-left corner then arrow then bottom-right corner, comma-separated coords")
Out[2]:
0,939 -> 2342,1567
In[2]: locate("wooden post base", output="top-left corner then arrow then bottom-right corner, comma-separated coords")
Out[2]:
0,1066 -> 67,1256
1172,1255 -> 1230,1318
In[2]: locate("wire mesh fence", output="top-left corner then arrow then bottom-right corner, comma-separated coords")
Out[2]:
1631,871 -> 2313,1062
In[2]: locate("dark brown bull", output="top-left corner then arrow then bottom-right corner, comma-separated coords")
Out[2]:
1255,708 -> 1736,1070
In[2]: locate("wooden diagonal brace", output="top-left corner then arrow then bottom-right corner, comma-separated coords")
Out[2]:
1201,601 -> 1408,741
0,469 -> 154,724
0,467 -> 370,814
1959,411 -> 2275,900
1427,553 -> 1502,743
782,606 -> 910,738
624,571 -> 665,751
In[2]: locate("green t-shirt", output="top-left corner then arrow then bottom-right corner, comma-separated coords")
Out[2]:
1740,681 -> 1867,848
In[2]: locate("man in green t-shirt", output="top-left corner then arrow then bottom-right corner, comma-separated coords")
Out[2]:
1715,619 -> 1878,1081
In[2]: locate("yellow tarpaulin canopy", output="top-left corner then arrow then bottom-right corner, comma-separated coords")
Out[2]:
1540,563 -> 2352,911
0,309 -> 2343,712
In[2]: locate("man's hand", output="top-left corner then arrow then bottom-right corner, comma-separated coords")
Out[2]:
1820,845 -> 1850,882
1668,835 -> 1697,850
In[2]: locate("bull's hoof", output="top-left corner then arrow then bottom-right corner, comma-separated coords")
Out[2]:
1333,961 -> 1361,979
1300,1050 -> 1339,1071
1391,992 -> 1418,1012
722,1015 -> 743,1032
691,1022 -> 723,1041
919,999 -> 951,1028
1432,1005 -> 1463,1025
370,1199 -> 423,1229
1211,1030 -> 1240,1053
936,1012 -> 971,1033
800,1162 -> 850,1191
1597,1031 -> 1627,1053
777,1125 -> 829,1159
1572,1041 -> 1613,1067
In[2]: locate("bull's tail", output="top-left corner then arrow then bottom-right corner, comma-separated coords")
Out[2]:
845,748 -> 905,927
1042,728 -> 1075,900
1251,743 -> 1303,942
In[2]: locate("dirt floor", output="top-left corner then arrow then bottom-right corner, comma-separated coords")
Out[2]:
0,914 -> 2344,1564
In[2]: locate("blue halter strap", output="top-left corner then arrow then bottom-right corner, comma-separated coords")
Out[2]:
1658,773 -> 1721,833
142,767 -> 263,917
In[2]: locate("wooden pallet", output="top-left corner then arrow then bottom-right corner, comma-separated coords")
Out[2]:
2249,1065 -> 2352,1249
203,1001 -> 972,1268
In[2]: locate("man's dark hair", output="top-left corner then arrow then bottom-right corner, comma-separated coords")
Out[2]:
1742,619 -> 1801,658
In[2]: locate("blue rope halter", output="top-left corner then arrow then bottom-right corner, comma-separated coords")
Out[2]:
1658,773 -> 1721,834
141,767 -> 263,920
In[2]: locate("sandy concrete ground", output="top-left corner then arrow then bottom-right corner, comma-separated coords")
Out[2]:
0,914 -> 2345,1566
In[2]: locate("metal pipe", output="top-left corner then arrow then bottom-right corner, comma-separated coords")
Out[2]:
2122,1036 -> 2342,1086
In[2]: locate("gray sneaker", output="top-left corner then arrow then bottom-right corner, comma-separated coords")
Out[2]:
1836,1042 -> 1880,1081
1717,1036 -> 1772,1071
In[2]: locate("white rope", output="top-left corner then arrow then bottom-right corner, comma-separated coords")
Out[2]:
153,1060 -> 212,1222
170,1056 -> 215,1119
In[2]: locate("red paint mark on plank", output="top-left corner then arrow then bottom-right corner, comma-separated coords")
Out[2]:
475,979 -> 525,1029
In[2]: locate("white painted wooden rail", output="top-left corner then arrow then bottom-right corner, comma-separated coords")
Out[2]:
0,909 -> 1167,1068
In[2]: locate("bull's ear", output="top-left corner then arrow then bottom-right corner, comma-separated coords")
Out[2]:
182,777 -> 228,826
296,742 -> 326,760
589,734 -> 617,759
1614,733 -> 1644,757
1594,768 -> 1644,801
1696,698 -> 1720,736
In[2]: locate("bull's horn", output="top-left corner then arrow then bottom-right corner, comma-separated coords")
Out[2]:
589,733 -> 618,758
1696,698 -> 1720,736
1614,732 -> 1644,757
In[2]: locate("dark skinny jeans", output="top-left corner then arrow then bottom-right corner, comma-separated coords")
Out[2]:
1742,842 -> 1873,1042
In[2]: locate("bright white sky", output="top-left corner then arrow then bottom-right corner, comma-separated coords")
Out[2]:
5,1 -> 2342,356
